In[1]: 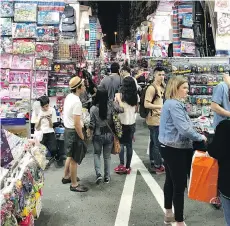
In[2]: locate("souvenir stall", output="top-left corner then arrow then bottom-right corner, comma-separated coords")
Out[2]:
1,128 -> 47,226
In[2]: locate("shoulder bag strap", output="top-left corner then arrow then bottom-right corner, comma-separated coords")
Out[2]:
105,120 -> 116,137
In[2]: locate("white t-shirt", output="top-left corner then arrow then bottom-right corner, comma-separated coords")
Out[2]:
63,93 -> 83,129
119,102 -> 138,125
31,107 -> 57,134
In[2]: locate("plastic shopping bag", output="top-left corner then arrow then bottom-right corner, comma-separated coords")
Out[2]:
188,151 -> 218,203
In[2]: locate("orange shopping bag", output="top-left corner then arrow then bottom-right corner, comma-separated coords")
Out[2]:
188,151 -> 219,203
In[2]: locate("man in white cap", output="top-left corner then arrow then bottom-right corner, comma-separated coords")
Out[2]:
62,76 -> 88,192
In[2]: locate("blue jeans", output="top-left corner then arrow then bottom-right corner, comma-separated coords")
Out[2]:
93,133 -> 113,178
220,193 -> 230,226
119,143 -> 133,169
148,126 -> 163,168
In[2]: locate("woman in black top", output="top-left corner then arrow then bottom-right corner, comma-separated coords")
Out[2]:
208,120 -> 230,225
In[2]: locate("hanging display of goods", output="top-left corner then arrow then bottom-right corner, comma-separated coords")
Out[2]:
0,37 -> 13,54
11,55 -> 33,70
32,82 -> 47,98
182,13 -> 193,27
33,71 -> 48,83
0,69 -> 9,83
0,54 -> 12,69
0,18 -> 12,36
181,41 -> 196,54
14,3 -> 37,22
37,11 -> 60,25
182,28 -> 194,39
9,84 -> 30,99
36,26 -> 55,41
34,58 -> 52,71
12,23 -> 37,39
0,1 -> 14,17
9,71 -> 31,84
35,43 -> 54,58
52,63 -> 77,74
13,39 -> 35,55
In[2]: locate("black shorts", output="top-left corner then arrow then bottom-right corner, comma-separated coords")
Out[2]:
64,128 -> 87,164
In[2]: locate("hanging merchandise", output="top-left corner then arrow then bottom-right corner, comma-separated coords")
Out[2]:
0,37 -> 13,54
13,40 -> 36,55
37,11 -> 60,25
12,23 -> 37,39
0,18 -> 12,36
0,2 -> 14,17
14,3 -> 37,22
36,26 -> 55,41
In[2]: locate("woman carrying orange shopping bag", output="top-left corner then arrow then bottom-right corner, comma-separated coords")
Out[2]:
208,120 -> 230,225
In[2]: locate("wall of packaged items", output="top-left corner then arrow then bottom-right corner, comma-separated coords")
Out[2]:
0,128 -> 47,226
146,57 -> 230,131
0,1 -> 86,117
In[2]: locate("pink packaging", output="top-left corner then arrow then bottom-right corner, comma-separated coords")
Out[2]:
33,71 -> 48,83
9,70 -> 31,84
0,54 -> 12,68
11,55 -> 33,70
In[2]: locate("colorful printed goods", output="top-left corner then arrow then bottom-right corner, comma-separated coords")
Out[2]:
14,3 -> 37,22
182,28 -> 194,39
0,2 -> 14,17
182,14 -> 193,27
0,18 -> 12,36
181,41 -> 196,55
37,11 -> 60,25
34,58 -> 52,71
36,26 -> 55,41
33,71 -> 48,83
0,69 -> 9,83
11,55 -> 33,70
9,71 -> 31,84
12,23 -> 36,38
0,54 -> 12,68
0,37 -> 12,54
13,39 -> 35,55
35,43 -> 53,58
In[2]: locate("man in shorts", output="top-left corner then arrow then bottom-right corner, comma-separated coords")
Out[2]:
62,76 -> 88,192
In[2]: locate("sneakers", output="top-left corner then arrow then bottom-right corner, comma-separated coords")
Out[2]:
104,177 -> 110,183
114,164 -> 126,174
96,174 -> 103,185
126,168 -> 132,174
164,215 -> 175,225
150,165 -> 165,175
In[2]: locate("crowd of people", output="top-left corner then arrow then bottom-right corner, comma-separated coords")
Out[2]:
32,61 -> 230,226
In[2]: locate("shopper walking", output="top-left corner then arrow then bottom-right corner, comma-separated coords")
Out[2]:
120,65 -> 139,90
158,76 -> 207,226
99,62 -> 122,101
144,67 -> 165,174
62,76 -> 88,192
208,119 -> 230,225
211,72 -> 230,129
114,76 -> 138,174
89,88 -> 123,184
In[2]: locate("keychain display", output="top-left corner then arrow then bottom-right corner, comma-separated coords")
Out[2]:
13,39 -> 35,55
34,58 -> 52,71
0,2 -> 14,17
37,11 -> 60,25
0,37 -> 13,54
12,23 -> 36,38
11,55 -> 33,70
9,71 -> 31,84
0,18 -> 12,36
35,43 -> 53,58
14,3 -> 37,22
36,26 -> 55,41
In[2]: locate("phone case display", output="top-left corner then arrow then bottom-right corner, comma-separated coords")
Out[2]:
34,58 -> 52,71
0,18 -> 12,36
14,3 -> 37,22
12,23 -> 36,38
182,28 -> 194,39
9,71 -> 31,84
0,2 -> 14,17
35,43 -> 54,58
1,130 -> 46,226
0,37 -> 13,54
11,55 -> 33,70
181,41 -> 195,55
36,26 -> 55,41
0,54 -> 12,68
13,39 -> 36,55
37,11 -> 60,25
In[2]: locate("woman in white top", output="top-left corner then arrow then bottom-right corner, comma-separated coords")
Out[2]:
114,76 -> 139,174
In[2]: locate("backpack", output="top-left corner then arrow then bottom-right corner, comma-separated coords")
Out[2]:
139,83 -> 158,118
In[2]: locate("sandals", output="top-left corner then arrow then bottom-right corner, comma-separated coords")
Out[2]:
62,177 -> 80,184
70,184 -> 88,192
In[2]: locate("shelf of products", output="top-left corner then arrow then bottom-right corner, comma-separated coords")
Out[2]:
0,129 -> 47,226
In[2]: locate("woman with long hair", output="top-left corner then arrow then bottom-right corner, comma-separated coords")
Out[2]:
114,76 -> 139,174
158,76 -> 207,226
89,88 -> 122,184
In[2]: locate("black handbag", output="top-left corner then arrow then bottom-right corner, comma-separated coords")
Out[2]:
72,138 -> 87,165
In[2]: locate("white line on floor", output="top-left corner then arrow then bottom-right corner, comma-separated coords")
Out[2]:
114,150 -> 184,226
